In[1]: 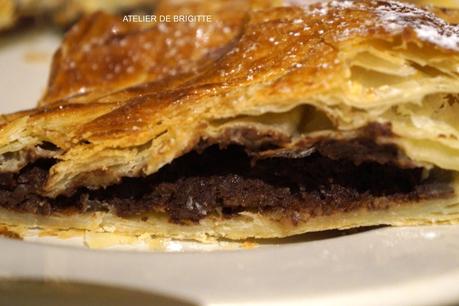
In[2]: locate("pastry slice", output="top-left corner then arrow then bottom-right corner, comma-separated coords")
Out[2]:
1,0 -> 459,242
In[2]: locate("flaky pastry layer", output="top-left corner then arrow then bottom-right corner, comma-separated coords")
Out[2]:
2,0 -> 459,197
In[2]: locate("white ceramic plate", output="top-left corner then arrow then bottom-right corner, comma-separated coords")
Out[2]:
1,27 -> 459,306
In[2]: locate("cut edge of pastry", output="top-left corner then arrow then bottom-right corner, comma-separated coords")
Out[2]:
3,36 -> 459,196
1,0 -> 459,245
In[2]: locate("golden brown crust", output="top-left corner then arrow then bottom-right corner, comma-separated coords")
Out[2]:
41,0 -> 252,105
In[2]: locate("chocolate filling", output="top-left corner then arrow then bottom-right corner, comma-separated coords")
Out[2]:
0,140 -> 454,224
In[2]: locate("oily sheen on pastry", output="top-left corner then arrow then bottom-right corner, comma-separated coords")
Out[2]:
1,0 -> 459,243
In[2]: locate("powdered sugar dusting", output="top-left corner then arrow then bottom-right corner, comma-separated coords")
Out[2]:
415,23 -> 459,50
375,0 -> 459,50
302,0 -> 459,51
330,0 -> 355,9
311,6 -> 328,16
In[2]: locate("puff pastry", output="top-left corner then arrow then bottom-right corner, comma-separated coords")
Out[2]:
1,0 -> 459,243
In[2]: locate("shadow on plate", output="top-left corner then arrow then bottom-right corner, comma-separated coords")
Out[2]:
248,225 -> 387,246
0,279 -> 198,306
